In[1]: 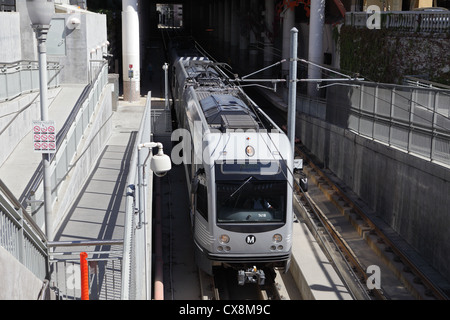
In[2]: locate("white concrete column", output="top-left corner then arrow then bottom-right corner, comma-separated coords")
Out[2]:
282,6 -> 295,75
122,0 -> 140,102
307,0 -> 325,97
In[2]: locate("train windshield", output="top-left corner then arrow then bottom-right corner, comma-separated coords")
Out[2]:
216,180 -> 287,223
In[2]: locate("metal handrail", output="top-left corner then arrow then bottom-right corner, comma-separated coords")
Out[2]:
337,80 -> 450,165
0,179 -> 47,245
121,92 -> 153,300
0,178 -> 48,279
48,240 -> 123,248
0,60 -> 61,102
0,63 -> 63,137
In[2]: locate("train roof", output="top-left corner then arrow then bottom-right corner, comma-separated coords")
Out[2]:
199,94 -> 261,132
169,38 -> 281,134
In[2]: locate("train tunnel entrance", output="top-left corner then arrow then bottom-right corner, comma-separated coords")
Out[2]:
156,3 -> 184,29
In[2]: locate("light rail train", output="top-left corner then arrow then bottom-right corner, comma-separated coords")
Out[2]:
169,38 -> 294,285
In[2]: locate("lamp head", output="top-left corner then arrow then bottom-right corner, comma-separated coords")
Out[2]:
26,0 -> 55,26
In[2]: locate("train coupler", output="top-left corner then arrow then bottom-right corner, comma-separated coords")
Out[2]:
237,266 -> 265,286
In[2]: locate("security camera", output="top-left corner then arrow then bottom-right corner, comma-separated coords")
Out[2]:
138,142 -> 172,177
67,17 -> 81,30
151,151 -> 172,177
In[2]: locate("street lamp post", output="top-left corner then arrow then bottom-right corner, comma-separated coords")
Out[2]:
26,0 -> 55,242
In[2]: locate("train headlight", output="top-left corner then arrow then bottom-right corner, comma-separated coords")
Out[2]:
245,145 -> 255,157
273,234 -> 282,243
220,234 -> 230,244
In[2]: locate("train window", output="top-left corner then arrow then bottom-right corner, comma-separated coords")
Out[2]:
216,181 -> 286,223
221,162 -> 281,175
196,183 -> 208,221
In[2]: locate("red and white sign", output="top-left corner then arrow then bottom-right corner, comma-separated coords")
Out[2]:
33,120 -> 57,154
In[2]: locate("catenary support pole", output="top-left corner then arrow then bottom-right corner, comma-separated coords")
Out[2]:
163,63 -> 169,110
288,27 -> 298,156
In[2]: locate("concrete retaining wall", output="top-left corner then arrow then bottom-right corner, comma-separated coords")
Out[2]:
0,13 -> 21,62
47,13 -> 107,84
296,112 -> 450,282
0,246 -> 44,300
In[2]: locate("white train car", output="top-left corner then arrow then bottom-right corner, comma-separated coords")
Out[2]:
170,39 -> 293,284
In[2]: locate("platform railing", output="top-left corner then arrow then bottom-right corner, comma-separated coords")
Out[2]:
0,60 -> 60,103
121,92 -> 153,300
328,80 -> 450,166
0,179 -> 48,280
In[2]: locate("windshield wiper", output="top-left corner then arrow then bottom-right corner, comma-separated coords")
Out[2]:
229,176 -> 253,198
221,176 -> 254,207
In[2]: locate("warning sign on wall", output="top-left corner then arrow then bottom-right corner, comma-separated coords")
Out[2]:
33,120 -> 56,154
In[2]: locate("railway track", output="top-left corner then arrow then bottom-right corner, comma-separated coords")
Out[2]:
199,267 -> 281,300
292,154 -> 384,300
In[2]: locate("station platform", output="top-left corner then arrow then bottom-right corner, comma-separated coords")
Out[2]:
290,207 -> 354,300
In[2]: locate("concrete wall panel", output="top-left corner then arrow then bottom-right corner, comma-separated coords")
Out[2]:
0,13 -> 22,62
0,246 -> 43,300
296,112 -> 450,281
